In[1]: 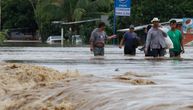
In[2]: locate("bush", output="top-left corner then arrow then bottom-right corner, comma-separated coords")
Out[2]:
0,32 -> 6,45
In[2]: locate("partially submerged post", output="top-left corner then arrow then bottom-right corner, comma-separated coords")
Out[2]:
61,27 -> 64,47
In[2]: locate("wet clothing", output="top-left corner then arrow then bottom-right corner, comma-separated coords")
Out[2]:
169,50 -> 181,57
90,28 -> 107,48
146,28 -> 167,49
123,32 -> 139,55
124,47 -> 136,55
93,47 -> 104,56
145,47 -> 153,57
90,28 -> 107,56
146,27 -> 167,57
151,48 -> 165,57
167,29 -> 182,57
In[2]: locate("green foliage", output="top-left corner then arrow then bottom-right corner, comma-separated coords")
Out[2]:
4,0 -> 193,44
2,0 -> 114,43
112,0 -> 193,30
34,0 -> 62,42
0,32 -> 6,45
33,0 -> 94,42
2,0 -> 36,29
47,0 -> 113,43
79,23 -> 96,44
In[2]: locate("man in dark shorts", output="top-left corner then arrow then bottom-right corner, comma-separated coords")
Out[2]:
119,25 -> 139,55
90,22 -> 116,56
167,20 -> 184,58
145,18 -> 167,57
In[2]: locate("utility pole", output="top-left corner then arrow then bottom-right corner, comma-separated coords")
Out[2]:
113,0 -> 116,45
0,0 -> 1,31
61,27 -> 64,47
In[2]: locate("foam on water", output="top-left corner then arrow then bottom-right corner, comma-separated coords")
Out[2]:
0,46 -> 193,110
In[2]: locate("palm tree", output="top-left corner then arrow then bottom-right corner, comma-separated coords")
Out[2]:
27,0 -> 63,42
52,0 -> 113,22
51,0 -> 113,32
51,0 -> 89,22
27,0 -> 113,42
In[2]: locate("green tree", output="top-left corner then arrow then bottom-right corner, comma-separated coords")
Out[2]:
110,0 -> 193,32
2,0 -> 37,29
35,0 -> 113,42
51,0 -> 113,21
33,0 -> 62,42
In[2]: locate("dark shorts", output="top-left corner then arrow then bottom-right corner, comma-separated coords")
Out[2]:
169,50 -> 181,57
151,48 -> 165,57
124,47 -> 136,55
94,47 -> 104,56
145,47 -> 153,57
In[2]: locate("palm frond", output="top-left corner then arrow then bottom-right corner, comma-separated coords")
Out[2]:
73,8 -> 86,21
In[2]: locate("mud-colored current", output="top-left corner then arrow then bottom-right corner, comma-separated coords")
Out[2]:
0,46 -> 193,110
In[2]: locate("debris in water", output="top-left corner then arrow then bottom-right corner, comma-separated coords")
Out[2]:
115,68 -> 119,71
115,72 -> 156,85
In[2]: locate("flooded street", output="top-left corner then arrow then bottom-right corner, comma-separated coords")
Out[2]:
1,46 -> 193,110
0,46 -> 193,77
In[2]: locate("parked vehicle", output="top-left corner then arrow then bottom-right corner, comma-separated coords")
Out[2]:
46,35 -> 82,45
46,36 -> 62,44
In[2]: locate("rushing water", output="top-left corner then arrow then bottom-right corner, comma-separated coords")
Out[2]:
1,46 -> 193,110
0,46 -> 193,77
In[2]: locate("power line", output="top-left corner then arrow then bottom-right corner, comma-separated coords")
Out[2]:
52,18 -> 100,25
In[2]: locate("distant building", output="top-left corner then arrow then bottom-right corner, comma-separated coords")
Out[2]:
7,28 -> 38,40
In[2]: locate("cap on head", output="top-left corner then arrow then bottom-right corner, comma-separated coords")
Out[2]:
170,20 -> 177,24
129,25 -> 135,29
151,17 -> 160,23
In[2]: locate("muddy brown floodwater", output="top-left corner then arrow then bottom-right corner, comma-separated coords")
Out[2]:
0,47 -> 193,110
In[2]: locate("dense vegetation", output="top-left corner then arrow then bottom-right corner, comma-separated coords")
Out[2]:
0,32 -> 6,44
1,0 -> 193,43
